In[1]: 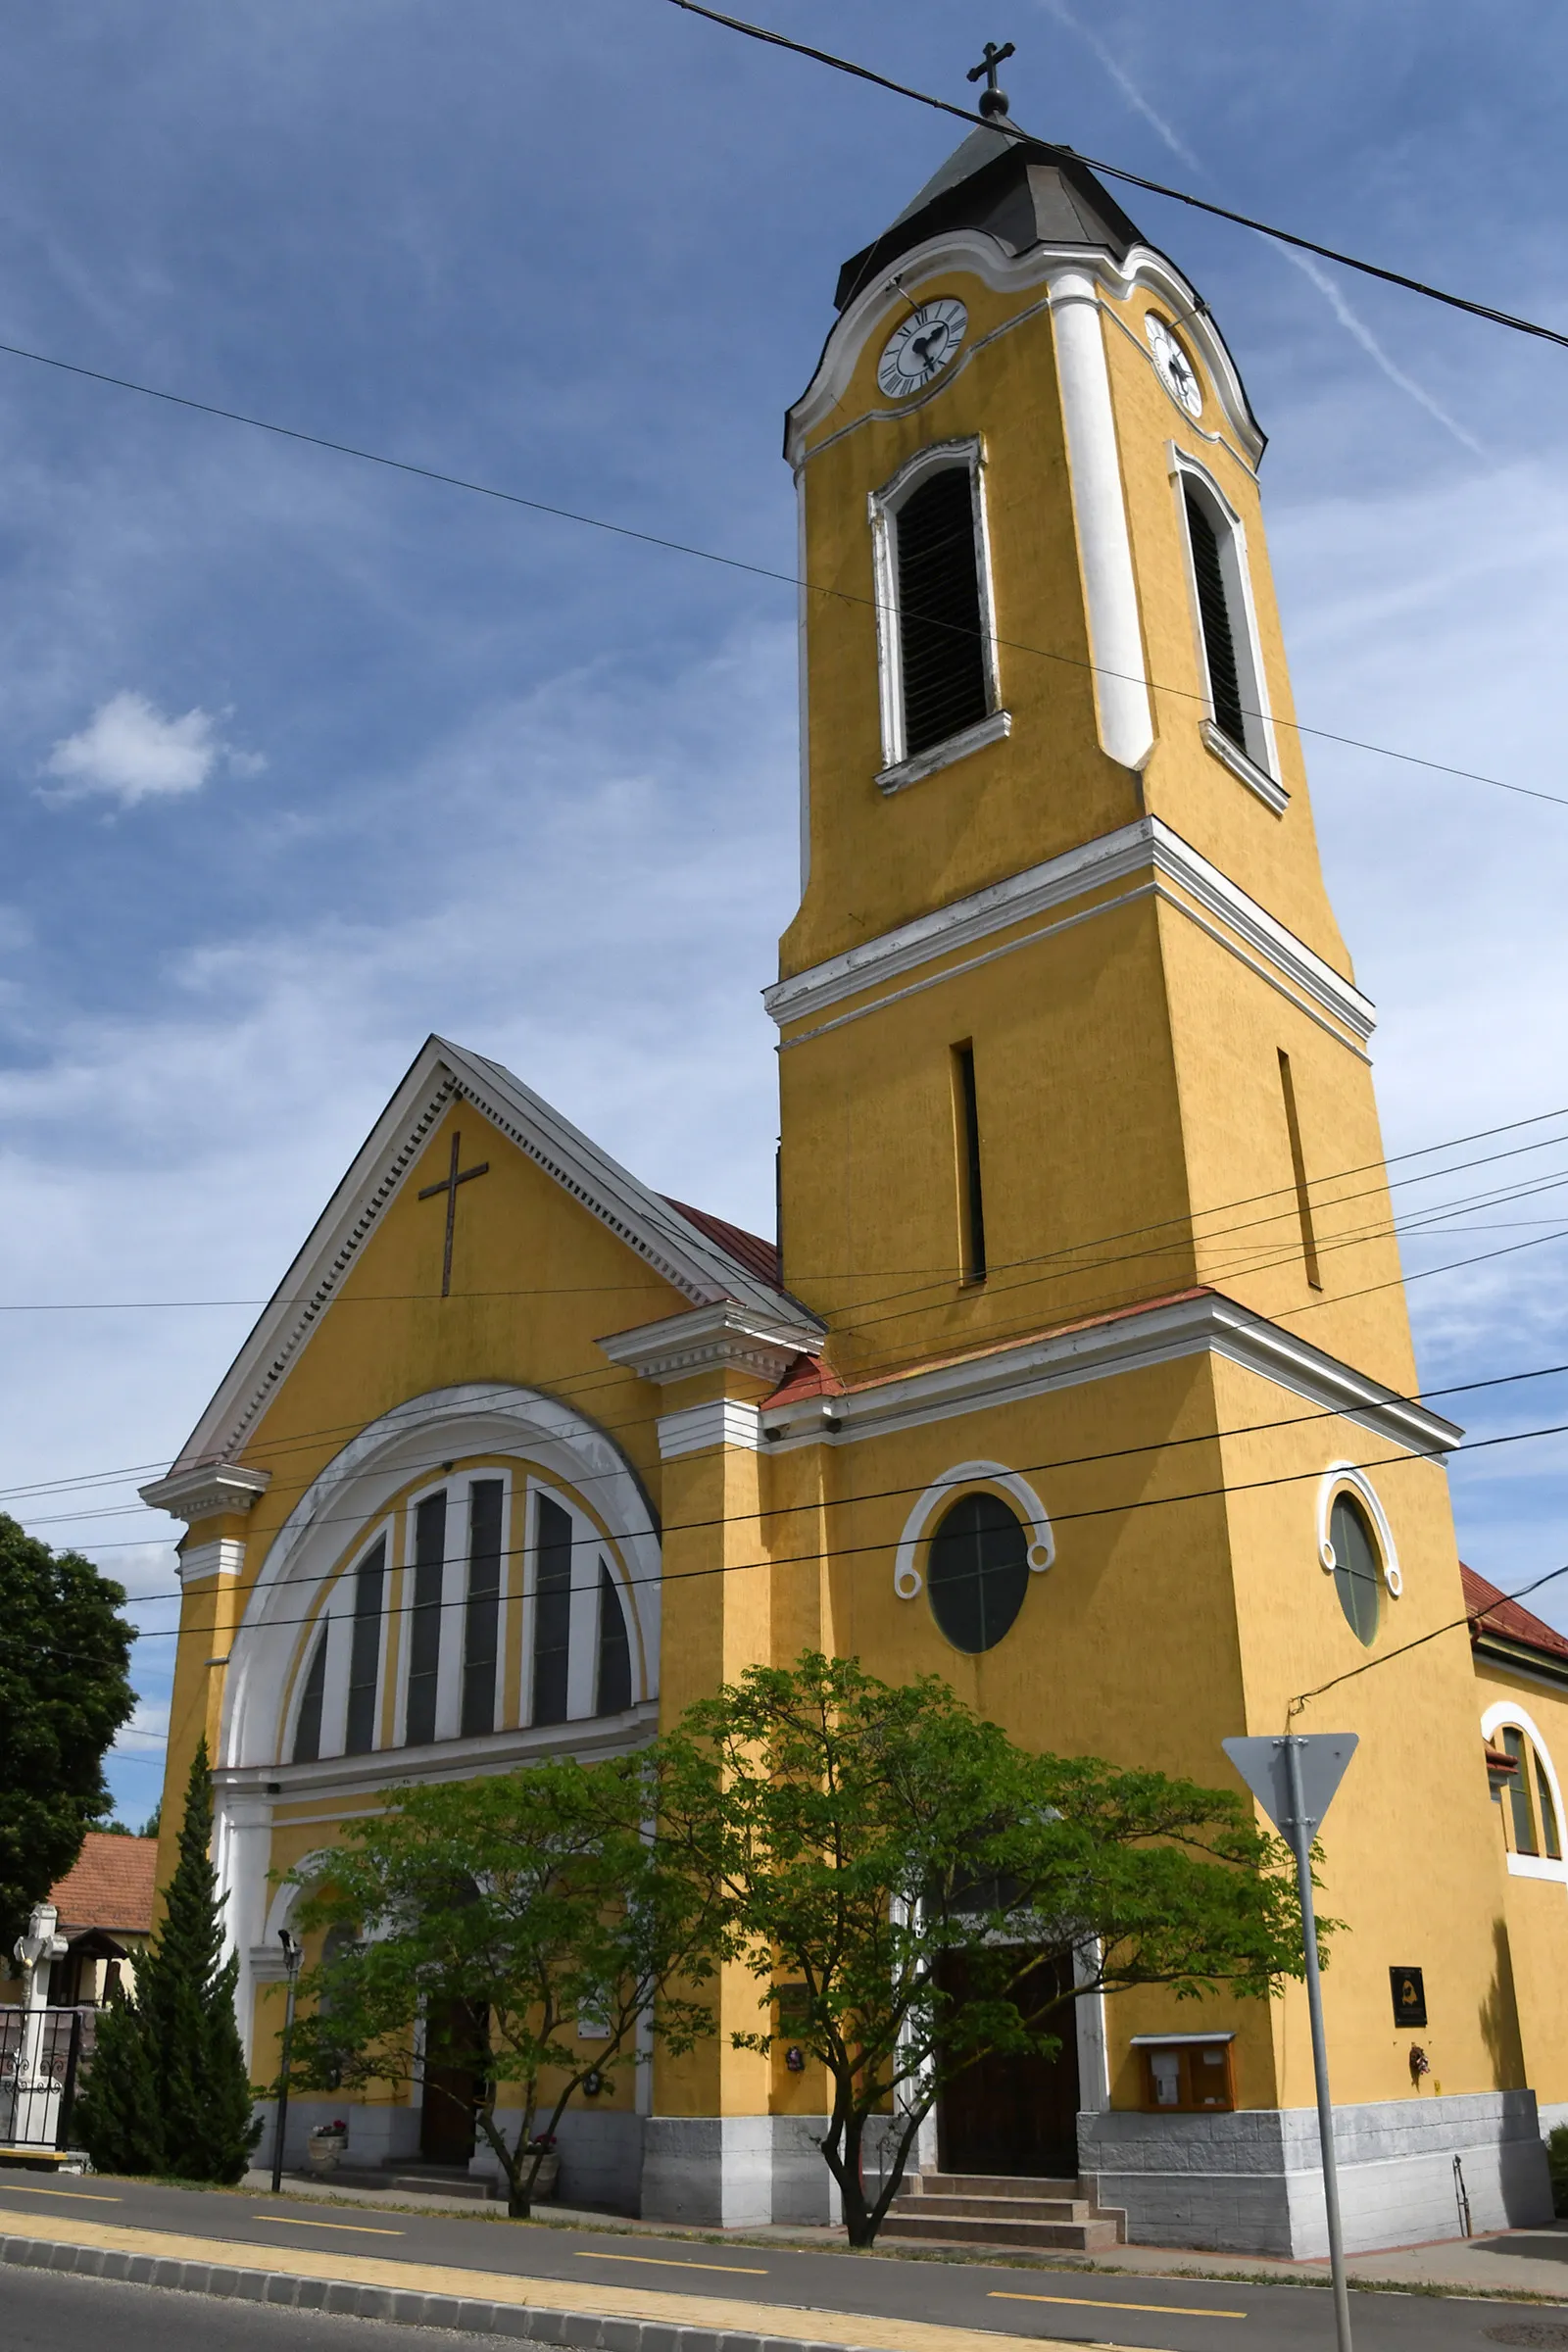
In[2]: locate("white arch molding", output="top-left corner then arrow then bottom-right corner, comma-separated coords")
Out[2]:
893,1460 -> 1054,1600
1316,1463 -> 1401,1597
219,1383 -> 663,1777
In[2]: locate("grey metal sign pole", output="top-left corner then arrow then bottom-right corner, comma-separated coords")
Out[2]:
1223,1733 -> 1358,2352
270,1929 -> 304,2196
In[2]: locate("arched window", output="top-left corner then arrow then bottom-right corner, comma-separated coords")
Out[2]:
344,1538 -> 387,1754
896,466 -> 990,757
927,1492 -> 1031,1653
597,1562 -> 633,1715
1328,1492 -> 1381,1646
1176,463 -> 1277,794
1495,1726 -> 1563,1861
291,1625 -> 327,1764
870,442 -> 1004,790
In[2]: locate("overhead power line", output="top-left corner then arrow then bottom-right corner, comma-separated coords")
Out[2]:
0,345 -> 1560,813
663,0 -> 1568,356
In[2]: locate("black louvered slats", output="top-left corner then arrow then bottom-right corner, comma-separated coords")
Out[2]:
896,467 -> 990,757
1184,488 -> 1248,752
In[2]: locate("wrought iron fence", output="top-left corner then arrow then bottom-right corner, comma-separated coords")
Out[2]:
0,2007 -> 89,2148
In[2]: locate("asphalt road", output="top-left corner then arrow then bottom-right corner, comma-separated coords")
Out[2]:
0,2175 -> 1561,2352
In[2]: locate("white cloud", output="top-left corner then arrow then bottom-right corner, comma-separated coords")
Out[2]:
42,689 -> 264,807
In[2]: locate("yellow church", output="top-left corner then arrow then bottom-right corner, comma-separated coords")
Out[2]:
145,113 -> 1568,2255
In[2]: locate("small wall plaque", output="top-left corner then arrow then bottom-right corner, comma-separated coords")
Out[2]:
1390,1965 -> 1427,2027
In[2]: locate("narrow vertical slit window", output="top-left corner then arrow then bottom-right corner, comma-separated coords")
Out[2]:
953,1042 -> 987,1283
532,1494 -> 573,1727
897,466 -> 989,757
596,1561 -> 633,1716
1184,486 -> 1248,752
1277,1050 -> 1322,1290
291,1625 -> 328,1764
461,1479 -> 505,1739
344,1538 -> 386,1756
405,1491 -> 447,1746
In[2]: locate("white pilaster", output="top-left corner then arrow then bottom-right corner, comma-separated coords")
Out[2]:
1050,269 -> 1154,771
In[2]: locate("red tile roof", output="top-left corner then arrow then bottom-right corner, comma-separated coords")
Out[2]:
662,1198 -> 782,1293
49,1833 -> 159,1936
1462,1565 -> 1568,1667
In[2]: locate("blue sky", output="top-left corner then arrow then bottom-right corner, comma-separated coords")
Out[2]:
0,2 -> 1564,1822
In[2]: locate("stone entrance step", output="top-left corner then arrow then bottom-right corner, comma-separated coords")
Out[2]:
881,2171 -> 1125,2254
326,2159 -> 497,2199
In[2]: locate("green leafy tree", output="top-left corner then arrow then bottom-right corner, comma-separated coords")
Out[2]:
0,1514 -> 135,1943
76,1740 -> 262,2182
288,1752 -> 720,2217
659,1652 -> 1313,2247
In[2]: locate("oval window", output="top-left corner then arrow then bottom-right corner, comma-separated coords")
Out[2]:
927,1492 -> 1030,1653
1329,1492 -> 1381,1646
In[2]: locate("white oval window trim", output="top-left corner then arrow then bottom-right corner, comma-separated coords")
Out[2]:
893,1460 -> 1054,1599
1316,1463 -> 1401,1598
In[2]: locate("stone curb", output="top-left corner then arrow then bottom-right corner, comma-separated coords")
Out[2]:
0,2233 -> 863,2352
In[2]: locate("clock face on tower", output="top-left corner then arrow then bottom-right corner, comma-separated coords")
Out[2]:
877,298 -> 968,398
1145,314 -> 1203,416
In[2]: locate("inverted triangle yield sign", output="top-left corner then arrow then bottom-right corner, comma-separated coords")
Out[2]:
1222,1734 -> 1358,1837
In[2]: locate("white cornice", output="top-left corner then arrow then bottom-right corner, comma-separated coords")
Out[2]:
759,1290 -> 1461,1458
158,1035 -> 806,1477
599,1300 -> 824,1389
140,1463 -> 270,1526
786,230 -> 1263,473
763,816 -> 1373,1047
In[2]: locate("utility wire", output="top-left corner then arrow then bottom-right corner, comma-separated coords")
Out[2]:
54,1406 -> 1568,1649
0,338 -> 1559,812
1291,1557 -> 1568,1717
664,0 -> 1568,355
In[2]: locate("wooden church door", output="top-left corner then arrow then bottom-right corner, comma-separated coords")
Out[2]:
935,1952 -> 1081,2180
419,1996 -> 487,2164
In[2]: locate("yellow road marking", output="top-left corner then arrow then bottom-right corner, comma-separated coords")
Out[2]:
0,2183 -> 121,2203
0,2209 -> 1135,2352
991,2289 -> 1246,2321
250,2214 -> 405,2236
577,2251 -> 769,2276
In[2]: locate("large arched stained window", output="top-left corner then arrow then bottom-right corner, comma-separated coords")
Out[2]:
1328,1492 -> 1381,1646
927,1492 -> 1031,1654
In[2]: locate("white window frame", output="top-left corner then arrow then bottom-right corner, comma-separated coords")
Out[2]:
1481,1700 -> 1568,1884
394,1465 -> 515,1747
1169,445 -> 1285,812
868,437 -> 1009,796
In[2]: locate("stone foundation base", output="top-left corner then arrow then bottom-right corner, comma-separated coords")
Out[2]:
1079,2088 -> 1552,2256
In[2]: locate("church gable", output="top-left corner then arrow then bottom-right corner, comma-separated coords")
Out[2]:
148,1033 -> 804,1487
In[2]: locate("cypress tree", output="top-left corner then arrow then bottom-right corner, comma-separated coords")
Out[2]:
74,1984 -> 165,2175
75,1740 -> 260,2182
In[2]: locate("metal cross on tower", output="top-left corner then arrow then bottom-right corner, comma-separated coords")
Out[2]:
417,1128 -> 491,1298
966,39 -> 1015,120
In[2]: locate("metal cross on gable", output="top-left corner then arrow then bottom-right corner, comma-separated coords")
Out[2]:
417,1128 -> 490,1298
966,39 -> 1015,120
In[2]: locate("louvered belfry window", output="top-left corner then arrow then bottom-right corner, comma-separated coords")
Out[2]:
1184,487 -> 1248,752
896,466 -> 990,757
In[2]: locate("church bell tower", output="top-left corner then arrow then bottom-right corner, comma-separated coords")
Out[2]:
769,113 -> 1411,1397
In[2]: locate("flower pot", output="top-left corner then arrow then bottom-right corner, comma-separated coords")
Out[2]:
306,2134 -> 348,2175
526,2153 -> 560,2200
